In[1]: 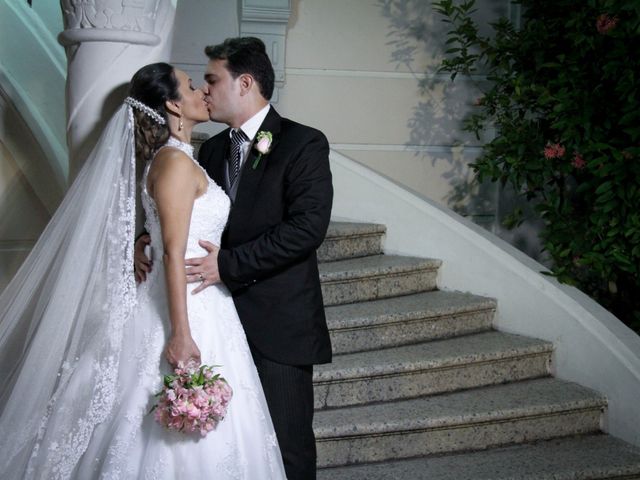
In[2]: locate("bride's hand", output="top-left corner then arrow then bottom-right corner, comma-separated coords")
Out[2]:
134,234 -> 152,283
165,333 -> 201,368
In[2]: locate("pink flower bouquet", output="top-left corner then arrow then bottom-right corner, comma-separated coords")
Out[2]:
151,361 -> 233,436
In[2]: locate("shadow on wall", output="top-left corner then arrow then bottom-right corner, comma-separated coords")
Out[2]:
377,0 -> 494,217
0,89 -> 64,291
378,0 -> 547,264
0,142 -> 49,291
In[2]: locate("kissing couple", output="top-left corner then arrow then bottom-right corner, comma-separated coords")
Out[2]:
0,36 -> 333,479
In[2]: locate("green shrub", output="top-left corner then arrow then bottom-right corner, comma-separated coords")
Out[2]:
434,0 -> 640,331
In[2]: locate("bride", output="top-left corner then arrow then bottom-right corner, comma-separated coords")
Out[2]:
0,62 -> 287,479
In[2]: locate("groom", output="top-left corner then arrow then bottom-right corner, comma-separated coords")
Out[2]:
186,37 -> 333,479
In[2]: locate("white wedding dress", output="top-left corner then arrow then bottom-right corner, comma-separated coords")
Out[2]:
65,137 -> 286,479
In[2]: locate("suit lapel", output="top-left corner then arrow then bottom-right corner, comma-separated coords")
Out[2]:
230,107 -> 282,217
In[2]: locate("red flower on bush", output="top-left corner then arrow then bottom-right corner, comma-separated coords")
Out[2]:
572,152 -> 586,169
596,14 -> 618,34
544,143 -> 566,159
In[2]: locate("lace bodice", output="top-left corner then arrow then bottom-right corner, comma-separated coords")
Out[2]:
141,137 -> 230,259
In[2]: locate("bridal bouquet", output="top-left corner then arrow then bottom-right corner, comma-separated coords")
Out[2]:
152,361 -> 233,436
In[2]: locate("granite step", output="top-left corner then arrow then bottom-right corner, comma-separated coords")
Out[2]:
319,255 -> 442,306
325,290 -> 496,354
313,377 -> 606,468
318,222 -> 386,262
317,434 -> 640,479
313,331 -> 553,409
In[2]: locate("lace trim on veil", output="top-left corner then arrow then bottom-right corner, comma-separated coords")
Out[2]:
0,104 -> 139,479
31,107 -> 138,479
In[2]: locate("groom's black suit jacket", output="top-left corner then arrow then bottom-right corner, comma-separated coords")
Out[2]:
198,107 -> 333,366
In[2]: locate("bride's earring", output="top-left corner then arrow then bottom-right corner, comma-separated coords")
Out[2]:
179,115 -> 183,131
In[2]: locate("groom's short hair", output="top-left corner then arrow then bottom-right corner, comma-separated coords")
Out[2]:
205,37 -> 275,100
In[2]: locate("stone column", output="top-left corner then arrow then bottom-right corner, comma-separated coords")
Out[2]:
240,0 -> 291,103
59,0 -> 176,178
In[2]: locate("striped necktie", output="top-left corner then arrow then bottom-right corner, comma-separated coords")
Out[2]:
229,128 -> 249,188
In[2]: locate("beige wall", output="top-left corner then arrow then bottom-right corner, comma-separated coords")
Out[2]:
278,0 -> 505,214
172,0 -> 504,213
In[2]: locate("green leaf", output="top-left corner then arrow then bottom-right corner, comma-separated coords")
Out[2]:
425,0 -> 640,332
595,181 -> 613,195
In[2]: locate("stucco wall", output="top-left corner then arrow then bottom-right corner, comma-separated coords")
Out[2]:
279,0 -> 496,211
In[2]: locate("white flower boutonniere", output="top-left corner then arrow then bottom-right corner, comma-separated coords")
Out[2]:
252,131 -> 273,169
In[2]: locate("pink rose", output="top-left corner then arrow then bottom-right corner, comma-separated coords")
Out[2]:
252,131 -> 273,169
572,153 -> 586,169
256,136 -> 271,155
186,404 -> 200,419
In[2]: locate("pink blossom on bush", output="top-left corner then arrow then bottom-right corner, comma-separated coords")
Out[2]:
572,152 -> 586,169
544,143 -> 566,159
543,145 -> 555,159
596,14 -> 618,34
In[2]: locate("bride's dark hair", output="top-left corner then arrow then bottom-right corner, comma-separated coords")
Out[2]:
128,62 -> 180,163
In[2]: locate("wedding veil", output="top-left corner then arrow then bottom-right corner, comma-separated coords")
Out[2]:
0,104 -> 138,478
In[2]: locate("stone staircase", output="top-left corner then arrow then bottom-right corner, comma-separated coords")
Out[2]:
314,221 -> 640,479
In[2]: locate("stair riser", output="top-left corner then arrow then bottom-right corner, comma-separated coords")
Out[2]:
313,353 -> 551,409
318,234 -> 384,262
322,270 -> 438,306
317,435 -> 640,479
316,408 -> 602,468
318,464 -> 640,480
328,309 -> 494,354
317,471 -> 640,480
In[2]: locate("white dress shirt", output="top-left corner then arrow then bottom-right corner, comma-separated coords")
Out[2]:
225,103 -> 271,199
229,103 -> 271,169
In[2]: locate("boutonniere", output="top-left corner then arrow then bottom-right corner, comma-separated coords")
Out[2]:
252,131 -> 273,169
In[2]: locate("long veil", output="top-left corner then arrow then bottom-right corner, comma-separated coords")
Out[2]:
0,104 -> 137,478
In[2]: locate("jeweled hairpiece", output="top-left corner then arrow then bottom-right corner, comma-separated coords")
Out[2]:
124,96 -> 166,125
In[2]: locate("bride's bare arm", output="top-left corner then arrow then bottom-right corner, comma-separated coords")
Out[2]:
148,148 -> 203,367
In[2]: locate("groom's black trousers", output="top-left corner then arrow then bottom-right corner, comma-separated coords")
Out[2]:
250,342 -> 316,480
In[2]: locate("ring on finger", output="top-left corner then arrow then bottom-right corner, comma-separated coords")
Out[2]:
199,273 -> 204,281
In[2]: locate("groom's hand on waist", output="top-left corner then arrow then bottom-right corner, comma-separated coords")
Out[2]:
185,239 -> 221,294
